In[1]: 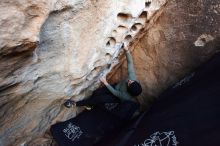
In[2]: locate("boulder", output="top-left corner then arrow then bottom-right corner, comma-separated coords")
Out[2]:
0,0 -> 167,145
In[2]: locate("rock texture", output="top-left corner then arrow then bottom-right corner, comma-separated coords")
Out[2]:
0,0 -> 168,146
0,0 -> 220,145
110,0 -> 220,110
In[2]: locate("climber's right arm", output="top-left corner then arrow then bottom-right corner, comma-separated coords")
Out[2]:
100,76 -> 130,101
105,84 -> 130,100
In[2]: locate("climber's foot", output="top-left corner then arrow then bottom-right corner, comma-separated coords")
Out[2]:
84,106 -> 92,110
64,99 -> 76,108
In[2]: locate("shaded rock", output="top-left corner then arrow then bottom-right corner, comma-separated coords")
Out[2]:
110,0 -> 220,110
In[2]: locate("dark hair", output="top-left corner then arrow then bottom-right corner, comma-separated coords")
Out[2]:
127,81 -> 142,96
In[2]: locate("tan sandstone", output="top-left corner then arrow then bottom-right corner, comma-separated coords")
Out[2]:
1,0 -> 220,145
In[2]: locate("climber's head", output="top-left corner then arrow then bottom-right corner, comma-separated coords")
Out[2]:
127,80 -> 142,96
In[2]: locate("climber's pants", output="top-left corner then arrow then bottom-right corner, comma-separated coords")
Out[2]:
76,85 -> 119,107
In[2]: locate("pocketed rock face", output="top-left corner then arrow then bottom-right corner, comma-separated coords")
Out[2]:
110,0 -> 220,110
1,0 -> 220,145
0,0 -> 167,146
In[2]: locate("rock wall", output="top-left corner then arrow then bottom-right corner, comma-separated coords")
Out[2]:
1,0 -> 220,145
0,0 -> 167,145
110,0 -> 220,110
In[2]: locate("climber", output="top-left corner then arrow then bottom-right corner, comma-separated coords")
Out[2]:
100,45 -> 142,102
50,44 -> 142,146
64,44 -> 142,117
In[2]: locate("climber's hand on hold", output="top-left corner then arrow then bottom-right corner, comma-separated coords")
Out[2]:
123,43 -> 129,52
100,76 -> 108,85
112,60 -> 119,66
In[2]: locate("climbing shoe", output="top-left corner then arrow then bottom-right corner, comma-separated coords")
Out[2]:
84,106 -> 92,110
64,99 -> 76,108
